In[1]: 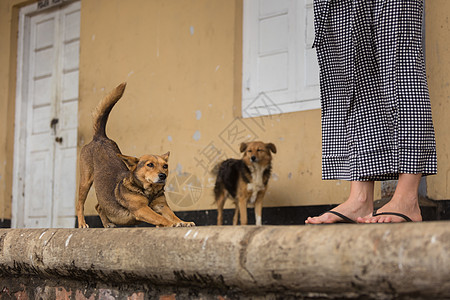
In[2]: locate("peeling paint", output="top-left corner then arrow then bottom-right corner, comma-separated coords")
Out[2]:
215,65 -> 220,72
398,245 -> 405,272
168,136 -> 173,142
195,110 -> 202,120
190,26 -> 194,35
43,231 -> 56,246
175,163 -> 183,176
127,71 -> 134,78
202,236 -> 209,250
288,172 -> 292,179
39,231 -> 47,240
184,229 -> 192,238
65,234 -> 73,247
193,130 -> 201,141
431,235 -> 437,244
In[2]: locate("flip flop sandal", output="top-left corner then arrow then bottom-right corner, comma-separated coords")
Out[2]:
318,210 -> 356,224
372,211 -> 412,222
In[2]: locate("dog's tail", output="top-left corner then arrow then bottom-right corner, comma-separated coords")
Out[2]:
211,160 -> 226,204
210,161 -> 222,176
92,82 -> 127,138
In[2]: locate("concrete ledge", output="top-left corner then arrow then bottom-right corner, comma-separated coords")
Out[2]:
0,222 -> 449,299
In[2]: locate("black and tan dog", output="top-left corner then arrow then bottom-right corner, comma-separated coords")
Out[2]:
213,141 -> 276,226
76,83 -> 195,228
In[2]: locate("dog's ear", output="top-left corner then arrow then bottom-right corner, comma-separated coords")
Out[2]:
240,142 -> 248,153
266,143 -> 277,154
117,154 -> 139,170
161,151 -> 170,161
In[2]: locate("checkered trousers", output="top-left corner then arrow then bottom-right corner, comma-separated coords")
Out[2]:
313,0 -> 437,181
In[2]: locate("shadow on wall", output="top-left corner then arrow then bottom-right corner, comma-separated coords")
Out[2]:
75,200 -> 450,228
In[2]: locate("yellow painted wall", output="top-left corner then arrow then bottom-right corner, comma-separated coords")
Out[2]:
2,0 -> 448,222
77,0 -> 353,215
0,0 -> 35,220
425,0 -> 450,200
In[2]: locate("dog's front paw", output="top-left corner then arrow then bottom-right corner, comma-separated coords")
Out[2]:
174,221 -> 196,227
78,223 -> 89,228
105,223 -> 117,228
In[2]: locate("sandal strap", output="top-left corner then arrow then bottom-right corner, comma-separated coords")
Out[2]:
372,212 -> 412,222
322,210 -> 356,223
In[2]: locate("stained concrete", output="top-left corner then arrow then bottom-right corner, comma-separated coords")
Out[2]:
0,223 -> 449,299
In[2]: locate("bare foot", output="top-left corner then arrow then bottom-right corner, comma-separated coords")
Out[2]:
357,196 -> 422,223
357,173 -> 423,223
305,181 -> 374,224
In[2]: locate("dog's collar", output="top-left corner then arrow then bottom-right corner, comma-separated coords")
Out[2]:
122,176 -> 165,200
132,172 -> 145,190
122,177 -> 146,196
148,187 -> 165,201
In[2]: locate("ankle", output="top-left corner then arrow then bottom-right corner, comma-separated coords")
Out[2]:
390,192 -> 419,206
349,181 -> 374,205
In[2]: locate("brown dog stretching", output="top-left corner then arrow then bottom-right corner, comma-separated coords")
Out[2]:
213,141 -> 276,226
76,83 -> 195,228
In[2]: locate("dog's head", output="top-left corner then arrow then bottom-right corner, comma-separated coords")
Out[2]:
118,152 -> 170,186
240,141 -> 276,166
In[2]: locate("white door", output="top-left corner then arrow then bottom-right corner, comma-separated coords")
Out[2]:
12,1 -> 80,228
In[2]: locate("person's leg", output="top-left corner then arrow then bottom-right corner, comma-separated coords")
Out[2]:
357,173 -> 422,223
305,181 -> 374,224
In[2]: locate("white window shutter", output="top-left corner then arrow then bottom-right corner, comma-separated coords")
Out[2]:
242,0 -> 320,118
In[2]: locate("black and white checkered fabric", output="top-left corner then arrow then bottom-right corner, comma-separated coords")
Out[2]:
313,0 -> 437,181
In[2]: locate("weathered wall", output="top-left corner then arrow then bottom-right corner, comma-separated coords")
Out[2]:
426,0 -> 450,200
1,0 -> 449,224
77,0 -> 359,216
0,0 -> 35,222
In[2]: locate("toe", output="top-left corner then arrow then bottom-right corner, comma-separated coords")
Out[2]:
370,217 -> 378,223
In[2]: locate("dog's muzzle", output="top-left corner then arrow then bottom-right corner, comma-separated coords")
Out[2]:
251,156 -> 257,162
156,173 -> 167,183
147,173 -> 167,184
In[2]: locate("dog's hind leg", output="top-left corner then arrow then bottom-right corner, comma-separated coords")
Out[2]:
232,204 -> 240,225
215,190 -> 226,225
76,148 -> 94,228
95,204 -> 116,228
238,195 -> 248,225
254,191 -> 265,226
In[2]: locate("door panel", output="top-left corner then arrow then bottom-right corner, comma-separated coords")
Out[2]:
24,150 -> 52,227
53,147 -> 77,227
25,11 -> 57,227
52,4 -> 80,228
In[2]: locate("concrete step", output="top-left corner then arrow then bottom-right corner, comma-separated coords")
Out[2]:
0,223 -> 449,299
